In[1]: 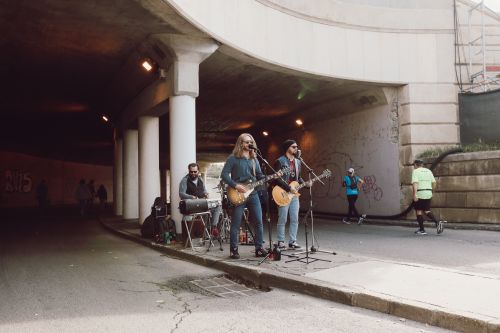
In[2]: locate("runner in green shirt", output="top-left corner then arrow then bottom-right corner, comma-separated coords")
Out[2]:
411,159 -> 444,235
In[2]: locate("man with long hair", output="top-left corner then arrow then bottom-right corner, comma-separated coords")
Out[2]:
221,133 -> 268,259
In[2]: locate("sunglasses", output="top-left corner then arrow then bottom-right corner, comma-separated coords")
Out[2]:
290,145 -> 298,148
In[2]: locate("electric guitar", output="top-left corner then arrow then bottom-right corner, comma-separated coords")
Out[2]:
227,167 -> 290,206
272,169 -> 332,207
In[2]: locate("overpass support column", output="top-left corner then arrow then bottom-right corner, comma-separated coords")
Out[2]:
155,34 -> 218,235
138,116 -> 160,225
113,131 -> 123,216
399,83 -> 459,163
123,129 -> 139,219
398,83 -> 459,206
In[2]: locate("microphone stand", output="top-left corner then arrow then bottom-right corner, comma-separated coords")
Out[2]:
252,147 -> 279,265
288,156 -> 336,261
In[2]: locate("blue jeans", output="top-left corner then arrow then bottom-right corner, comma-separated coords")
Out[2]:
277,196 -> 299,244
230,193 -> 263,250
210,205 -> 221,226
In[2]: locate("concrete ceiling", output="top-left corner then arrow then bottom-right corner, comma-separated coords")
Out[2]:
0,0 -> 382,166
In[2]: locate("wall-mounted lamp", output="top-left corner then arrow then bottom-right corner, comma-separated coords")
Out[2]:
295,119 -> 303,126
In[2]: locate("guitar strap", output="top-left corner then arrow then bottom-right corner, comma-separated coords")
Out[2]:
252,158 -> 256,178
295,159 -> 299,181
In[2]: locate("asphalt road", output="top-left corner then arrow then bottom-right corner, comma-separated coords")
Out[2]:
0,208 -> 455,333
305,218 -> 500,276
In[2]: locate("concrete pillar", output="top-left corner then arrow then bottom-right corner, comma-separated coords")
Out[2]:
169,95 -> 197,228
123,129 -> 139,219
113,134 -> 123,216
138,116 -> 160,225
154,34 -> 219,234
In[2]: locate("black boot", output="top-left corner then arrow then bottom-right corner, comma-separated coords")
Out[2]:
230,247 -> 240,259
255,247 -> 268,257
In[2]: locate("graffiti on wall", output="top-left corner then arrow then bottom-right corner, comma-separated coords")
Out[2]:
4,170 -> 33,193
362,175 -> 383,201
300,145 -> 385,210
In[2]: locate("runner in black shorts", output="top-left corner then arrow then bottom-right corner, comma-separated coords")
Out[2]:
411,159 -> 444,235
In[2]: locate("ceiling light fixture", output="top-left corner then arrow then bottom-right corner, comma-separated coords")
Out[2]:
262,131 -> 269,136
102,115 -> 109,122
141,60 -> 153,72
295,119 -> 303,126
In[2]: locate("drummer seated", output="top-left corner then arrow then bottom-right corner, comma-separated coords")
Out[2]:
179,163 -> 221,231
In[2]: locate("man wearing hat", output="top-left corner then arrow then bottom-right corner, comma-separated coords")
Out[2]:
342,168 -> 366,224
412,159 -> 444,235
273,139 -> 308,249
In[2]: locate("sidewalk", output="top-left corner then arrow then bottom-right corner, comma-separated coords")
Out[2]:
100,216 -> 500,333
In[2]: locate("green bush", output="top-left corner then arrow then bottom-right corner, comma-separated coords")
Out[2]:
417,141 -> 500,159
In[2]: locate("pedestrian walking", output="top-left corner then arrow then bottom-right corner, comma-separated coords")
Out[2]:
35,179 -> 49,209
75,179 -> 91,216
342,168 -> 366,225
97,184 -> 108,210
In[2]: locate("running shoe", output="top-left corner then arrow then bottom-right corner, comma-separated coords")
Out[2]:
342,218 -> 351,225
437,220 -> 445,234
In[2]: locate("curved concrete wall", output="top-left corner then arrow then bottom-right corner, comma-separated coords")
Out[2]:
166,0 -> 455,84
261,0 -> 453,31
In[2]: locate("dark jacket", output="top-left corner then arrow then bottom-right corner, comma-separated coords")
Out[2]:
274,155 -> 304,192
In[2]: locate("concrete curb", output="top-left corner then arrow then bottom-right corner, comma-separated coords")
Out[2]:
100,219 -> 500,333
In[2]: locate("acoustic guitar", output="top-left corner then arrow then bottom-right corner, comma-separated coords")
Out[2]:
272,169 -> 332,207
227,167 -> 290,206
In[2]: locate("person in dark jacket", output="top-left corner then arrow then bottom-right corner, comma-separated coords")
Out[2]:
97,184 -> 107,210
273,139 -> 309,249
179,163 -> 221,232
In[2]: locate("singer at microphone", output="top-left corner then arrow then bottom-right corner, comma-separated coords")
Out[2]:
272,139 -> 306,250
248,144 -> 258,151
294,149 -> 302,159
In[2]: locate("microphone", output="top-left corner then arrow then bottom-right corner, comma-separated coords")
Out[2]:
248,144 -> 257,151
295,149 -> 302,159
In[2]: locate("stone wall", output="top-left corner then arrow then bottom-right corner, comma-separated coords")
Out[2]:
431,151 -> 500,223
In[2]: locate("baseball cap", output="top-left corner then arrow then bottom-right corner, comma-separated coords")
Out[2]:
348,168 -> 354,173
